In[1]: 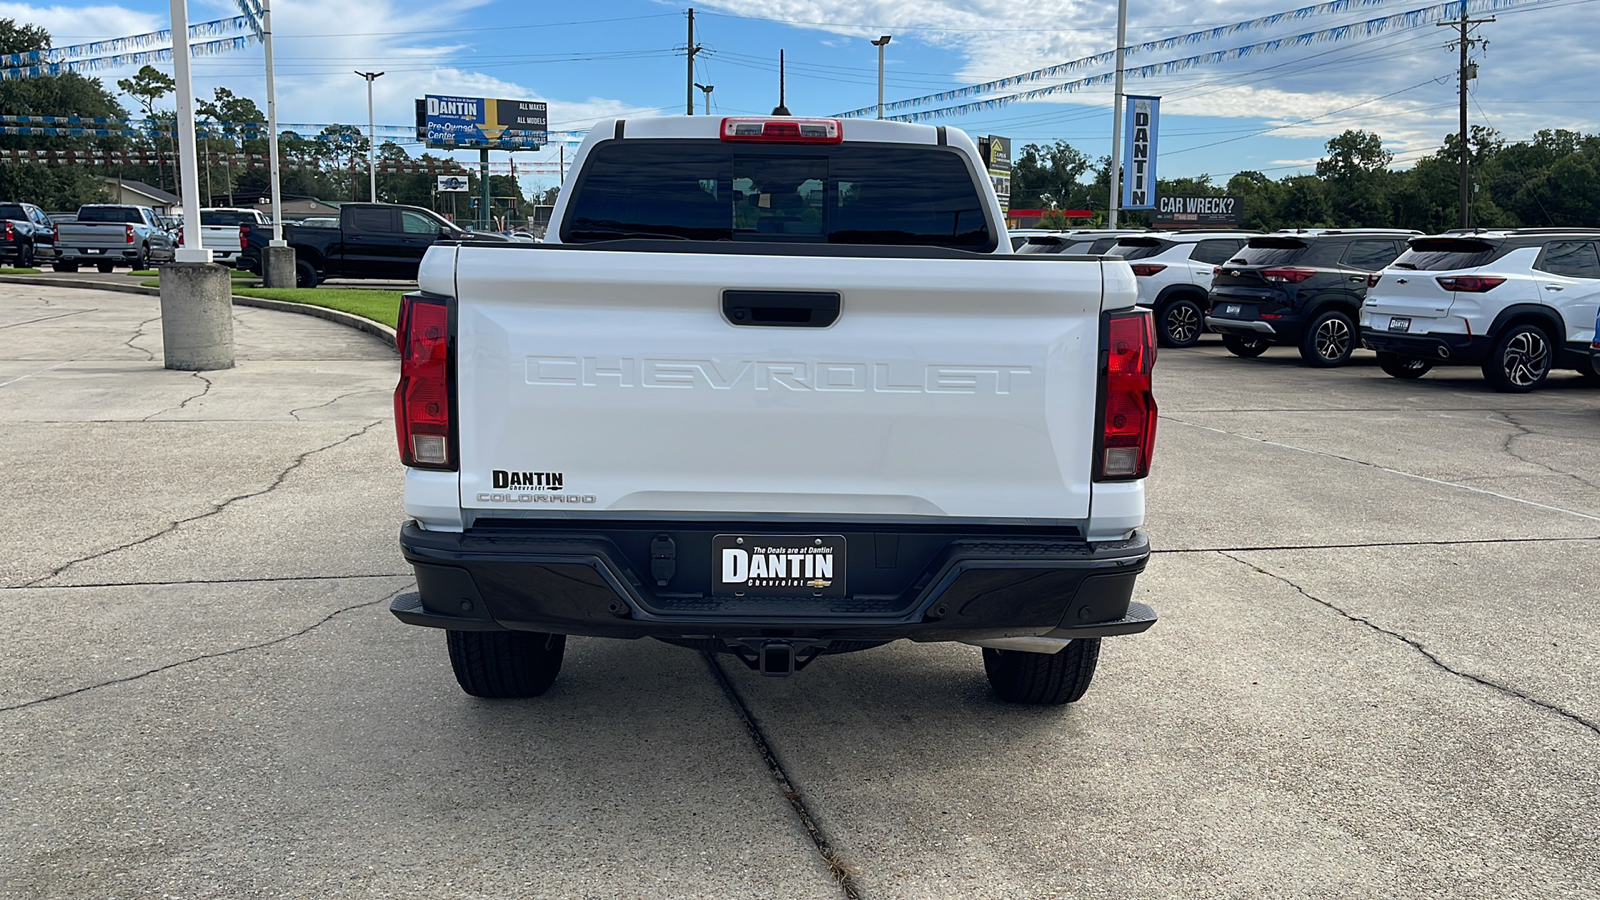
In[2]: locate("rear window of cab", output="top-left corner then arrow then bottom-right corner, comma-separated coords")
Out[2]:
562,139 -> 996,251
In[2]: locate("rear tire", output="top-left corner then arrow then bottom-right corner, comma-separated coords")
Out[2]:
1482,323 -> 1553,393
447,630 -> 566,698
1220,333 -> 1270,358
983,639 -> 1100,705
19,241 -> 35,267
1157,297 -> 1204,348
1378,352 -> 1433,380
1299,309 -> 1357,367
295,260 -> 320,289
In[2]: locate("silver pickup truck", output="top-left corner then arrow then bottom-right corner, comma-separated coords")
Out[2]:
53,204 -> 177,272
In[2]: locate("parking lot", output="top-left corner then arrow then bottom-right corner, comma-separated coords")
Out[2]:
2,284 -> 1597,898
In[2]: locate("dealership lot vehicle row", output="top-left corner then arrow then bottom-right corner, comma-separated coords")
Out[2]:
1,286 -> 1596,898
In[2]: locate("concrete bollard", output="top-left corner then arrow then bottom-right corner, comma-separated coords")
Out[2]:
263,245 -> 297,289
159,262 -> 234,371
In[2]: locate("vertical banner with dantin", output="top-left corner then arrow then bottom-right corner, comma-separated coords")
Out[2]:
1121,95 -> 1159,210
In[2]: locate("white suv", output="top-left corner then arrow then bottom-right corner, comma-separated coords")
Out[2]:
1360,229 -> 1600,392
1107,231 -> 1257,347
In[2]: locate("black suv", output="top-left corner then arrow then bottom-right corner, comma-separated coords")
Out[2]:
1205,229 -> 1418,366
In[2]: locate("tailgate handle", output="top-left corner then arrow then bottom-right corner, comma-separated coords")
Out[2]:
722,290 -> 840,328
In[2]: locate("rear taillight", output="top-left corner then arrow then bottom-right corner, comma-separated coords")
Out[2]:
1128,264 -> 1166,277
3,222 -> 11,241
1437,275 -> 1505,293
1212,266 -> 1221,276
125,224 -> 135,244
177,226 -> 184,245
393,293 -> 453,469
52,224 -> 59,242
720,116 -> 843,143
239,225 -> 250,251
1367,273 -> 1382,288
1261,267 -> 1316,283
1097,309 -> 1157,481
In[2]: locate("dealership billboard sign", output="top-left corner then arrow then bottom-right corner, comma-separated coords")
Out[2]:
1153,195 -> 1243,228
416,96 -> 548,149
1120,95 -> 1159,210
980,135 -> 1012,213
436,175 -> 468,193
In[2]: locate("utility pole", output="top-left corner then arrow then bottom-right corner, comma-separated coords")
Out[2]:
356,70 -> 384,202
872,35 -> 892,119
685,8 -> 701,115
695,82 -> 714,115
1440,2 -> 1492,228
1107,0 -> 1128,229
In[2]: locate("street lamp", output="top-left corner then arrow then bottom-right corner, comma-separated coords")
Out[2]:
355,70 -> 384,202
694,82 -> 715,115
871,35 -> 892,120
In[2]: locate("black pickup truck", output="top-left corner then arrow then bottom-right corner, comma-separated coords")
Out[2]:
240,202 -> 506,287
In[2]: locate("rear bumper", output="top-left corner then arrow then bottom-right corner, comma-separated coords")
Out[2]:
394,520 -> 1154,644
1360,327 -> 1486,364
57,247 -> 142,262
1206,315 -> 1278,336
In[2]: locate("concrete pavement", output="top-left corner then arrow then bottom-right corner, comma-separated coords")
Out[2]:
2,285 -> 1597,898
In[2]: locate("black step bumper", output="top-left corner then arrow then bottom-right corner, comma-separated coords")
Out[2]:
394,520 -> 1155,644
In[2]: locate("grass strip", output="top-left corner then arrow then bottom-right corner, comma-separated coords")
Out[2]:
229,287 -> 403,329
0,267 -> 43,274
134,280 -> 402,330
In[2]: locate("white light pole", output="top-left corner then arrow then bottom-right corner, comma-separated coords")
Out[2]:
872,35 -> 892,120
356,70 -> 384,202
263,0 -> 284,244
1107,0 -> 1127,229
169,0 -> 210,262
694,82 -> 714,115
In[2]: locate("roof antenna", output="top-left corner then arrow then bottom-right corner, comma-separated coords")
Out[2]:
771,49 -> 791,116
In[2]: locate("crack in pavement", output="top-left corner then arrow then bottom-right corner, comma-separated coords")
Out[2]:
0,308 -> 97,330
1,572 -> 412,591
15,419 -> 385,589
1156,535 -> 1600,554
1163,414 -> 1600,524
141,371 -> 214,422
124,315 -> 161,362
0,582 -> 414,714
1219,550 -> 1600,738
1489,410 -> 1600,491
289,388 -> 388,421
703,652 -> 863,899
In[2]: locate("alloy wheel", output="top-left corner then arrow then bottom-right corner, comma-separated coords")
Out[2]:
1314,317 -> 1351,361
1502,330 -> 1551,387
1167,304 -> 1200,344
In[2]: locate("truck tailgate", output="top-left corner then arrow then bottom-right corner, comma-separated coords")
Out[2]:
451,246 -> 1108,522
57,225 -> 135,249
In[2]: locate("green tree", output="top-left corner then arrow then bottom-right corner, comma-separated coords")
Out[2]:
0,18 -> 122,208
1010,139 -> 1094,212
115,65 -> 177,192
1315,130 -> 1393,226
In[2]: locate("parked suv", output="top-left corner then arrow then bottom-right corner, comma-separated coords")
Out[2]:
1205,229 -> 1419,366
1016,229 -> 1147,256
1106,231 -> 1256,347
1360,229 -> 1600,392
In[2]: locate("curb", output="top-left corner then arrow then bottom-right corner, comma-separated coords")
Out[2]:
0,274 -> 398,349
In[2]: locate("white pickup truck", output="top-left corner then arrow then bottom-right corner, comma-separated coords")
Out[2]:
389,115 -> 1159,706
188,207 -> 270,267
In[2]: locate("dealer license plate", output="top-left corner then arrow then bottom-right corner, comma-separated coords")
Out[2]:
712,534 -> 846,598
1224,304 -> 1241,315
1388,317 -> 1411,332
86,248 -> 102,254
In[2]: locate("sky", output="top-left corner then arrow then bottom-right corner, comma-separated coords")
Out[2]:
6,0 -> 1600,199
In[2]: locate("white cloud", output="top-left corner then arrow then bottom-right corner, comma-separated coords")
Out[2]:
0,1 -> 160,45
693,0 -> 1600,167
